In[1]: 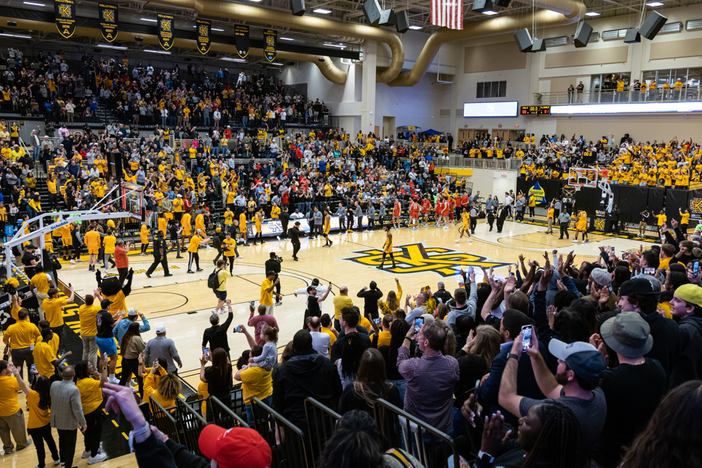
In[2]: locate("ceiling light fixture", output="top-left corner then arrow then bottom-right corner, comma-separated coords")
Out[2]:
280,37 -> 294,41
482,10 -> 498,15
144,49 -> 171,54
270,62 -> 284,66
585,11 -> 601,16
97,43 -> 128,50
141,18 -> 157,22
221,57 -> 246,62
23,2 -> 45,6
212,28 -> 224,31
323,42 -> 347,48
0,32 -> 31,39
313,8 -> 332,14
408,25 -> 423,30
646,2 -> 664,6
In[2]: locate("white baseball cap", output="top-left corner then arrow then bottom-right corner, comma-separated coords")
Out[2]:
155,324 -> 167,333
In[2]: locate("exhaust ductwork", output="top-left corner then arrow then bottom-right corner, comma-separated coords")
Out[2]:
0,16 -> 347,85
389,0 -> 586,86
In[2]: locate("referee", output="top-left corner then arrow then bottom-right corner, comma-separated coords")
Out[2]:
146,231 -> 171,278
288,221 -> 303,261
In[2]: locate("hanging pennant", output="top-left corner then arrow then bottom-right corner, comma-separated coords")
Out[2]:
98,4 -> 119,43
196,19 -> 211,55
158,13 -> 174,50
54,0 -> 76,39
263,29 -> 276,62
235,25 -> 249,59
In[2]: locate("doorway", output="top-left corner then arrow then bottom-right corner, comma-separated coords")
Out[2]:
382,116 -> 396,139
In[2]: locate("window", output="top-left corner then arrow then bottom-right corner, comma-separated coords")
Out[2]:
476,81 -> 507,98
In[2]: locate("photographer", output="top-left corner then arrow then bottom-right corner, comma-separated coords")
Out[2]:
21,244 -> 39,279
264,252 -> 283,306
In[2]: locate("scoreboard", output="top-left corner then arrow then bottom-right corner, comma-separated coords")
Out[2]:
520,106 -> 551,115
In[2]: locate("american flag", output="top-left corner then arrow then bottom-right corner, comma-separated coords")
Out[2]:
431,0 -> 464,30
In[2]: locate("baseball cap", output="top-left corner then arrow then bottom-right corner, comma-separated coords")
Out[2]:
100,299 -> 112,309
619,277 -> 661,296
674,284 -> 702,308
600,312 -> 653,358
127,308 -> 138,317
199,426 -> 271,468
155,324 -> 167,334
590,268 -> 612,288
548,339 -> 606,380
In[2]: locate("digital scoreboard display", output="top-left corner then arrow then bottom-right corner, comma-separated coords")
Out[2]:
520,106 -> 551,115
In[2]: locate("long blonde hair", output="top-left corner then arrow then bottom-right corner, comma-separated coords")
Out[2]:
385,290 -> 398,311
467,325 -> 502,369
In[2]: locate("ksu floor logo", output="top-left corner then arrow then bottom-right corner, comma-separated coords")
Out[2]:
343,242 -> 510,277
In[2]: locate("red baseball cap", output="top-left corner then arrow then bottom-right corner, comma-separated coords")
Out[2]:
198,426 -> 271,468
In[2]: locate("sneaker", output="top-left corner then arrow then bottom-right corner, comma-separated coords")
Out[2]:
572,240 -> 578,243
197,268 -> 203,272
54,458 -> 61,465
145,273 -> 151,278
236,255 -> 242,259
17,439 -> 32,451
70,259 -> 76,264
88,453 -> 107,464
275,300 -> 283,306
583,239 -> 589,243
276,236 -> 280,241
108,377 -> 119,385
376,265 -> 384,269
187,270 -> 195,274
164,274 -> 173,277
443,226 -> 449,231
76,259 -> 84,262
455,239 -> 461,243
82,451 -> 91,459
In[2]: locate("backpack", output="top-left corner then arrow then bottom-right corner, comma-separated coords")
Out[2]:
207,268 -> 221,290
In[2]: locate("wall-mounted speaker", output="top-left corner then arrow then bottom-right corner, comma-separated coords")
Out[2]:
624,28 -> 641,43
395,10 -> 409,33
574,22 -> 593,48
495,0 -> 511,7
639,11 -> 667,40
530,38 -> 546,53
379,9 -> 396,26
290,0 -> 305,16
362,0 -> 382,25
514,28 -> 533,53
472,0 -> 495,13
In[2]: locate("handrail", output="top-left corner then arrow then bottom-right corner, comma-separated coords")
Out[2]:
304,397 -> 341,466
150,397 -> 180,445
175,398 -> 209,457
533,87 -> 702,106
209,395 -> 249,429
251,397 -> 309,468
373,398 -> 460,468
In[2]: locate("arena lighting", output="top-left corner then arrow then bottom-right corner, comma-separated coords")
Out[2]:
279,37 -> 294,41
144,49 -> 171,55
23,1 -> 45,6
212,28 -> 224,32
483,10 -> 499,15
585,11 -> 600,16
550,101 -> 702,115
221,57 -> 246,62
463,101 -> 519,118
0,32 -> 31,39
270,62 -> 284,66
141,18 -> 157,22
313,8 -> 332,14
646,2 -> 664,6
408,25 -> 423,30
98,43 -> 128,50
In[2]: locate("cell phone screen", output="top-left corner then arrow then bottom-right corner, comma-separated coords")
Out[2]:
644,267 -> 656,275
694,261 -> 700,277
374,318 -> 380,324
203,348 -> 210,358
522,326 -> 532,352
414,318 -> 424,334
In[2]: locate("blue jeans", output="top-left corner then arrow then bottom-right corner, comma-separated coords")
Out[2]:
388,379 -> 406,401
245,394 -> 273,425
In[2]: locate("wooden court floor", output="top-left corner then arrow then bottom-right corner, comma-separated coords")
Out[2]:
3,218 -> 647,467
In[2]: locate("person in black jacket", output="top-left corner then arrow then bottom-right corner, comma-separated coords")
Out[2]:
202,301 -> 234,357
357,281 -> 383,320
288,221 -> 303,261
279,207 -> 290,238
264,252 -> 282,305
272,330 -> 342,437
145,231 -> 171,278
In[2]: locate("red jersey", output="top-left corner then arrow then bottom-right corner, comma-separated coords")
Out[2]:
461,194 -> 470,207
455,196 -> 463,208
393,203 -> 401,217
448,199 -> 456,211
422,199 -> 431,214
435,200 -> 443,214
410,203 -> 420,217
440,201 -> 450,216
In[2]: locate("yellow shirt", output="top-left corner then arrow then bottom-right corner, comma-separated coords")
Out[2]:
78,304 -> 100,337
222,238 -> 236,257
4,320 -> 40,349
270,206 -> 281,219
30,272 -> 51,294
26,389 -> 50,429
656,214 -> 667,226
43,297 -> 68,327
188,235 -> 203,253
104,235 -> 117,254
85,230 -> 101,251
333,295 -> 354,320
140,225 -> 150,244
144,372 -> 175,410
681,212 -> 690,224
33,341 -> 56,378
76,377 -> 103,414
224,210 -> 234,225
0,376 -> 20,417
182,213 -> 192,235
260,278 -> 275,306
370,330 -> 392,347
239,366 -> 273,405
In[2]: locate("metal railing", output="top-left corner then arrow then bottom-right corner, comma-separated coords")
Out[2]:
150,397 -> 179,443
436,157 -> 522,171
373,398 -> 460,468
304,398 -> 341,466
251,397 -> 310,468
534,87 -> 702,105
210,395 -> 250,429
176,398 -> 209,457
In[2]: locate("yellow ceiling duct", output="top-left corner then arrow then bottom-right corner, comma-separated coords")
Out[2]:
0,16 -> 347,85
146,0 -> 403,83
388,0 -> 586,87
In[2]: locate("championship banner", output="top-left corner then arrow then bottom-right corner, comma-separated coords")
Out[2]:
98,4 -> 119,42
263,29 -> 276,62
157,13 -> 174,50
54,0 -> 76,39
196,18 -> 211,55
528,181 -> 547,204
234,25 -> 249,59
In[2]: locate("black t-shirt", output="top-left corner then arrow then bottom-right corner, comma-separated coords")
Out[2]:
338,381 -> 402,416
592,358 -> 667,467
22,251 -> 37,267
204,365 -> 233,399
96,309 -> 115,339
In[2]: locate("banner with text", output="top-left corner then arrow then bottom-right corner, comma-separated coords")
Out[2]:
98,3 -> 119,42
263,29 -> 276,62
54,0 -> 76,39
196,18 -> 211,55
235,25 -> 249,59
157,13 -> 174,50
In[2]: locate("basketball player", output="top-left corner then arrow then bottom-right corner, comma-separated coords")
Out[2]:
393,199 -> 401,229
456,208 -> 472,243
378,226 -> 397,269
441,196 -> 451,229
573,210 -> 589,243
322,209 -> 333,247
409,199 -> 420,230
434,197 -> 444,228
421,196 -> 431,227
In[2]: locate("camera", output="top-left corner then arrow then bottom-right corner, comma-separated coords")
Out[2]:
275,255 -> 283,263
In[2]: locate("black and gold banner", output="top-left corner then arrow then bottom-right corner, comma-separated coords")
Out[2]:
157,13 -> 174,50
98,3 -> 119,42
263,29 -> 276,62
54,0 -> 76,39
234,25 -> 249,59
196,18 -> 211,55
